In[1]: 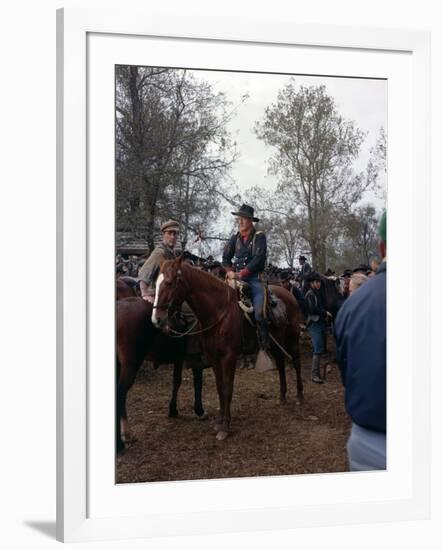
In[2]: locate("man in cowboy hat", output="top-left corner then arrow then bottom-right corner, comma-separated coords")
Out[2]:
305,271 -> 330,383
280,271 -> 308,321
341,269 -> 352,298
298,255 -> 312,295
352,264 -> 371,275
222,204 -> 275,372
138,219 -> 181,302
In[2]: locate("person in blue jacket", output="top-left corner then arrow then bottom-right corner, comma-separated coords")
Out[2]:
334,210 -> 387,471
222,204 -> 275,372
305,272 -> 330,384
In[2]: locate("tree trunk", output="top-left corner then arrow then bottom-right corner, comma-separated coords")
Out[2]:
316,241 -> 327,274
144,174 -> 161,251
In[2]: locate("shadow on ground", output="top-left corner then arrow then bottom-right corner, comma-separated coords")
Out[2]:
24,521 -> 56,539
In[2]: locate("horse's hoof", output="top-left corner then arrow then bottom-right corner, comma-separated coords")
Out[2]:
214,423 -> 223,432
168,410 -> 179,418
216,430 -> 229,441
197,412 -> 209,421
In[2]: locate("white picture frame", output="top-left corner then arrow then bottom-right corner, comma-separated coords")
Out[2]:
56,7 -> 431,543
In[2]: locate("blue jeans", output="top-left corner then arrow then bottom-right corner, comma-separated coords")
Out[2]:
347,422 -> 386,471
243,273 -> 265,321
307,320 -> 325,354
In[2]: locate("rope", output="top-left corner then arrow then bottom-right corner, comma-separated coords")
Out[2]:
165,269 -> 294,361
167,276 -> 233,338
168,319 -> 199,338
269,333 -> 292,360
168,309 -> 229,338
242,309 -> 293,361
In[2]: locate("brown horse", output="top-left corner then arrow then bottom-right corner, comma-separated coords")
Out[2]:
152,256 -> 304,441
116,277 -> 137,300
116,297 -> 207,454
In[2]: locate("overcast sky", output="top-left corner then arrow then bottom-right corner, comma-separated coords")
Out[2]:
183,69 -> 387,256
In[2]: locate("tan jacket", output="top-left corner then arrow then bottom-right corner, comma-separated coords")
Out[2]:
138,243 -> 178,295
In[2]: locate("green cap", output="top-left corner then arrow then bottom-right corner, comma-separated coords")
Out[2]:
379,210 -> 387,242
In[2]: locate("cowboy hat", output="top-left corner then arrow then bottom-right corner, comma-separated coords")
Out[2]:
307,272 -> 321,283
231,204 -> 259,222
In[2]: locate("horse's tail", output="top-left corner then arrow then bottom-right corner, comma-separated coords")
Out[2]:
116,353 -> 121,383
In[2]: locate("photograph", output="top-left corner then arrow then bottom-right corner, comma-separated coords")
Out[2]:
114,64 -> 387,484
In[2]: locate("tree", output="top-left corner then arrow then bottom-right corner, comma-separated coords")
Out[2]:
333,205 -> 380,272
254,80 -> 376,272
242,185 -> 304,267
367,126 -> 387,202
116,66 -> 239,249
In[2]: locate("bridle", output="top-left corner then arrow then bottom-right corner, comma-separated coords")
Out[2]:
152,266 -> 233,338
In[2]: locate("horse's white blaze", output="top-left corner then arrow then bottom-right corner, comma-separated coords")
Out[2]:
152,273 -> 164,325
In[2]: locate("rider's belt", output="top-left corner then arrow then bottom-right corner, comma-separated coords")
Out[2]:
233,257 -> 247,270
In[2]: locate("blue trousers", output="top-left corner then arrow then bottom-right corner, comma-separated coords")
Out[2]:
307,320 -> 325,354
347,422 -> 386,471
242,273 -> 265,321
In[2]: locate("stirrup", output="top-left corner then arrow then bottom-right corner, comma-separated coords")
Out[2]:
238,300 -> 254,314
255,350 -> 277,373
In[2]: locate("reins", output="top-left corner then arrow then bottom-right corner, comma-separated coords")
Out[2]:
157,266 -> 234,338
154,264 -> 297,360
242,307 -> 293,361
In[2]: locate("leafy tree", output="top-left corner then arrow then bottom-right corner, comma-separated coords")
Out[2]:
336,204 -> 379,270
116,66 -> 239,249
242,185 -> 304,267
367,126 -> 387,202
254,80 -> 376,272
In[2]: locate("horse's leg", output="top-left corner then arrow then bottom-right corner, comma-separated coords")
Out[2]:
116,358 -> 124,454
274,350 -> 287,404
213,365 -> 225,432
289,335 -> 304,403
116,360 -> 138,448
191,367 -> 208,419
217,355 -> 236,441
168,362 -> 182,418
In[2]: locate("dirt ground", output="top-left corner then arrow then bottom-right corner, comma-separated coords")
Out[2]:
116,333 -> 351,483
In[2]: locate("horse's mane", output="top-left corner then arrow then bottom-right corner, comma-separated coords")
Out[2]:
182,261 -> 235,296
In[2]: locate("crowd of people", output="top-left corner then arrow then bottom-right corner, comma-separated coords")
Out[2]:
334,211 -> 387,471
118,204 -> 387,472
278,213 -> 386,471
116,254 -> 145,278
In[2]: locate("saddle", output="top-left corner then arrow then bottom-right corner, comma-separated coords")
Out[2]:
227,279 -> 287,328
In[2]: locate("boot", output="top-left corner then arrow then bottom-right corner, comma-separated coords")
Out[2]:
256,319 -> 270,351
255,320 -> 276,373
311,354 -> 324,384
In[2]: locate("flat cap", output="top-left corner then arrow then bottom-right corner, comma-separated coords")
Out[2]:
160,219 -> 180,232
